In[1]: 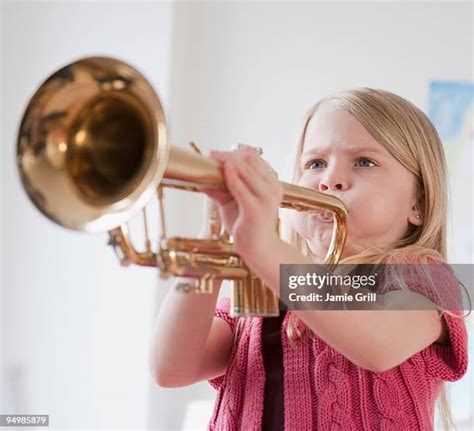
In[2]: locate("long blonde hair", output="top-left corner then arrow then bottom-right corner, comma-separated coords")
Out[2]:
283,87 -> 461,430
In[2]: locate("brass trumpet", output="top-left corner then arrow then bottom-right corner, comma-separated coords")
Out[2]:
16,56 -> 348,317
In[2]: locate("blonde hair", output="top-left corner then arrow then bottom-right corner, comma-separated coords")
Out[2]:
282,87 -> 463,430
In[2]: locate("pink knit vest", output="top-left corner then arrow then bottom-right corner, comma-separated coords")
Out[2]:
208,263 -> 468,430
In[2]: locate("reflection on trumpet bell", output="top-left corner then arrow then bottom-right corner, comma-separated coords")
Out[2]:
16,56 -> 348,318
17,57 -> 168,233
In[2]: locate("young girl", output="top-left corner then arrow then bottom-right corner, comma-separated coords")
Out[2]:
148,88 -> 469,430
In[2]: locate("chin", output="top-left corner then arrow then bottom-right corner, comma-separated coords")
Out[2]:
308,234 -> 359,261
306,238 -> 332,258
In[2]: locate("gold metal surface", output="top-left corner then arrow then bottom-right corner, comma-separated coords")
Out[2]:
17,57 -> 168,232
16,56 -> 348,317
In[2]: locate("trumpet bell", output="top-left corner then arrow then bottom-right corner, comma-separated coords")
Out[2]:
16,57 -> 169,232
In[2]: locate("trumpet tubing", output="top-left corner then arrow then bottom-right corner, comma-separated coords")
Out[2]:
16,56 -> 348,317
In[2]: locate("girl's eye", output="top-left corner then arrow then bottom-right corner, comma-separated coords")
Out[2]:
305,158 -> 376,170
306,159 -> 326,170
356,157 -> 376,168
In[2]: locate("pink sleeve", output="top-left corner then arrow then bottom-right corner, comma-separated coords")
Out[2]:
213,297 -> 237,333
208,297 -> 237,390
382,259 -> 469,381
397,260 -> 464,310
406,262 -> 468,380
420,309 -> 468,381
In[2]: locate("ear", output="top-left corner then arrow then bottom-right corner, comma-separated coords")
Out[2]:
408,203 -> 423,226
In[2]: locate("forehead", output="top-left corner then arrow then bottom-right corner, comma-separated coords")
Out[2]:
303,108 -> 386,155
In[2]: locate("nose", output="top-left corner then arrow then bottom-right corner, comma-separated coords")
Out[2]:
318,167 -> 349,192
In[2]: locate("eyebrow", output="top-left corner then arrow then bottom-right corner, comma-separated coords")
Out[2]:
301,146 -> 386,158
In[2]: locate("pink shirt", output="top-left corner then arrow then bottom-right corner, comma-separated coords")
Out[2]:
208,264 -> 468,430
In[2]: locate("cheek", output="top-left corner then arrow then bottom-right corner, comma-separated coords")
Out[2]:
366,190 -> 404,217
297,173 -> 317,189
349,189 -> 407,235
288,211 -> 333,241
289,211 -> 308,237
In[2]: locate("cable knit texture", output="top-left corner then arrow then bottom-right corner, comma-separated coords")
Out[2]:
208,262 -> 468,430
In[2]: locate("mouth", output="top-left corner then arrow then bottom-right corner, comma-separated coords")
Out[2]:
311,209 -> 335,224
310,206 -> 350,224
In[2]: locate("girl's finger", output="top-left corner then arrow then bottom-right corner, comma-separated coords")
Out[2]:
209,150 -> 231,162
223,161 -> 257,210
210,148 -> 276,200
231,158 -> 269,199
229,152 -> 274,199
199,188 -> 234,206
210,150 -> 264,199
239,147 -> 278,184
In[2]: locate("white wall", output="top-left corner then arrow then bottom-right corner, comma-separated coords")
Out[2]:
2,1 -> 473,430
1,1 -> 174,429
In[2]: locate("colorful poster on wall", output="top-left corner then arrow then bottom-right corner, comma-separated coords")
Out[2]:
429,82 -> 474,263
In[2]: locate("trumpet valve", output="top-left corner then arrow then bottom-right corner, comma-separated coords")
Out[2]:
195,276 -> 215,294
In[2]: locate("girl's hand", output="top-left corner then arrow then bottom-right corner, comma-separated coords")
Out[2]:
199,146 -> 284,260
